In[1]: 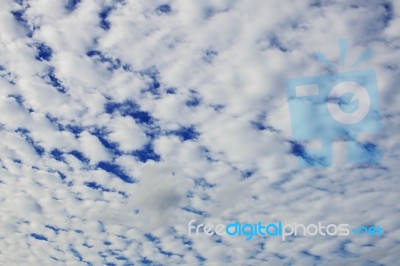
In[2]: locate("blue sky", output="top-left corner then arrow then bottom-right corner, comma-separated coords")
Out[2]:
0,0 -> 399,265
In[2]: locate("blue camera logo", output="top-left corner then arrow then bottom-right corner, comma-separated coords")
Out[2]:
287,40 -> 382,168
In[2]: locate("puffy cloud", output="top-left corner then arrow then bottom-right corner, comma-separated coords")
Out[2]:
0,0 -> 399,265
107,115 -> 148,152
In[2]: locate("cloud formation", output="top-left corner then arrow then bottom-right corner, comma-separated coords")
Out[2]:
0,0 -> 399,265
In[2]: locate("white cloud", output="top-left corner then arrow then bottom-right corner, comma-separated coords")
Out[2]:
0,0 -> 399,264
79,131 -> 110,164
108,115 -> 147,152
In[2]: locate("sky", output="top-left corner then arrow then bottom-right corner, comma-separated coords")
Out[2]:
0,0 -> 399,265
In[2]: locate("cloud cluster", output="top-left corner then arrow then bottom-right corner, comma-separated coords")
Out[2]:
0,0 -> 399,265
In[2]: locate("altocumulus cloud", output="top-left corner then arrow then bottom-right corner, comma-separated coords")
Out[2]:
0,0 -> 399,265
